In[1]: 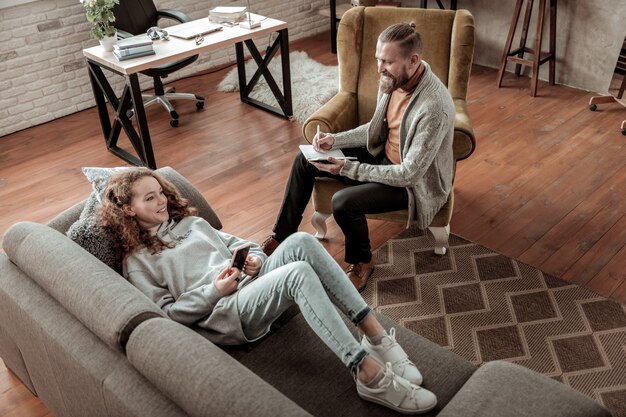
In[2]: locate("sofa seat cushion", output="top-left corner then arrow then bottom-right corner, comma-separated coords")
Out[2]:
231,310 -> 476,417
438,360 -> 611,417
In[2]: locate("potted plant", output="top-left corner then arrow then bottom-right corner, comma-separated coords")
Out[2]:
81,0 -> 120,51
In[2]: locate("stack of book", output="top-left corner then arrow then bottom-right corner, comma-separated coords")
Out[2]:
112,35 -> 155,61
209,6 -> 247,24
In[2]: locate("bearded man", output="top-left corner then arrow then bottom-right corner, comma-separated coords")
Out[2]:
262,23 -> 455,293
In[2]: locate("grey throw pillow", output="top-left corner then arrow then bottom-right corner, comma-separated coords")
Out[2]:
66,167 -> 129,274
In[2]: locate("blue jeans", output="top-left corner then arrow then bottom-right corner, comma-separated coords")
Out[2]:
236,233 -> 370,371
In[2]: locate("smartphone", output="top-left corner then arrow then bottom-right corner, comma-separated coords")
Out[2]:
229,244 -> 251,270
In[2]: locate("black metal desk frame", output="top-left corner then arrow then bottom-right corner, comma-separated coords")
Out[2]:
420,0 -> 457,9
86,28 -> 292,169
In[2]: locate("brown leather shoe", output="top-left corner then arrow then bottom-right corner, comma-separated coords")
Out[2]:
346,261 -> 375,293
261,236 -> 280,256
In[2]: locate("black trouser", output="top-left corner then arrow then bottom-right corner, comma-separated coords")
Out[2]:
272,148 -> 409,265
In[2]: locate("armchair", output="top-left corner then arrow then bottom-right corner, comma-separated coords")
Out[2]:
302,6 -> 476,255
113,0 -> 204,127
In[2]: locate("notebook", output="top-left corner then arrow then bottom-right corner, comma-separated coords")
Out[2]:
298,145 -> 357,162
167,19 -> 223,40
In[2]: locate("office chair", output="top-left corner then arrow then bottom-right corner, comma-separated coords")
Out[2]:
113,0 -> 204,127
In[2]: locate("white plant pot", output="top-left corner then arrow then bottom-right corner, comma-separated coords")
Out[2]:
99,33 -> 117,52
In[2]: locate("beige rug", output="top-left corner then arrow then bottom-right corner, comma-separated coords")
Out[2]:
364,225 -> 626,417
217,50 -> 338,124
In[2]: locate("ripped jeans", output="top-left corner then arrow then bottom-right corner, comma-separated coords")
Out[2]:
236,232 -> 370,371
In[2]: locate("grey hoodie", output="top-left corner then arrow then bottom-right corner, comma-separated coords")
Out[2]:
124,216 -> 267,345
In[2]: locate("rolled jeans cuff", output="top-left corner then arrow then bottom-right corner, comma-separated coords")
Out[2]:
352,306 -> 371,326
348,349 -> 368,373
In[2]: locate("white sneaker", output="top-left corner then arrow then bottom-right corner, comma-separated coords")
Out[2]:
356,362 -> 437,414
361,328 -> 423,385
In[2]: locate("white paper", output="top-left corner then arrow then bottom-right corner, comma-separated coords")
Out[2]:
298,145 -> 356,162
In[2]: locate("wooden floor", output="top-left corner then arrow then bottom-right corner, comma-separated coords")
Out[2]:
1,31 -> 625,416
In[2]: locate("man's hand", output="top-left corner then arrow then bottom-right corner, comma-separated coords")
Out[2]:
310,157 -> 345,175
313,131 -> 335,152
214,267 -> 240,296
243,255 -> 262,277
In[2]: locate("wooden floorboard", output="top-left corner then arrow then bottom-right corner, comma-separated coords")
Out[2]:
0,31 -> 625,416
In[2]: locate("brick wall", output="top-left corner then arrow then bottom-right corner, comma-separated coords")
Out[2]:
0,0 -> 328,137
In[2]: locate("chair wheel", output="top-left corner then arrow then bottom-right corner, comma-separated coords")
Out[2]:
621,128 -> 626,136
196,101 -> 204,110
589,104 -> 597,111
170,119 -> 179,127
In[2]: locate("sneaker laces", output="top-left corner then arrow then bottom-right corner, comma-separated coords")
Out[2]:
381,362 -> 422,398
383,328 -> 417,368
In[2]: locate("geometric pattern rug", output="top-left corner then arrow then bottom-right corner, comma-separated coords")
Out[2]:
364,225 -> 626,417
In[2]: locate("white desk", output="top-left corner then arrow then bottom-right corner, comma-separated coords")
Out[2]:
83,16 -> 292,168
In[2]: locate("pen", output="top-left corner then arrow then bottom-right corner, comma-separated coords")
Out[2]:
315,124 -> 321,151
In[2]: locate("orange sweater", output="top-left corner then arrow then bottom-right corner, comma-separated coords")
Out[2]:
385,64 -> 425,164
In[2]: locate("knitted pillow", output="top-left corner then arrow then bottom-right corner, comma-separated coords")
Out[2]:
66,167 -> 129,274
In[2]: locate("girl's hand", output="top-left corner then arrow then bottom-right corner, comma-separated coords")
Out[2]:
243,255 -> 262,277
214,267 -> 240,296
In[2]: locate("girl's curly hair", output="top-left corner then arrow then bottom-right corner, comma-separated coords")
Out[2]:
98,168 -> 197,260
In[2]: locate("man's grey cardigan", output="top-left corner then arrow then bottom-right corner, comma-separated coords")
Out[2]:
332,61 -> 455,229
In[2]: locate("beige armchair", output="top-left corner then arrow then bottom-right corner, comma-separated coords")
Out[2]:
302,6 -> 476,255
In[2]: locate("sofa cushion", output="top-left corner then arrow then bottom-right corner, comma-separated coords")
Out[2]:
67,194 -> 121,273
230,310 -> 477,417
65,167 -> 130,273
437,360 -> 611,417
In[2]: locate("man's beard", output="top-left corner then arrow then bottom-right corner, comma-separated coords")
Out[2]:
379,69 -> 410,94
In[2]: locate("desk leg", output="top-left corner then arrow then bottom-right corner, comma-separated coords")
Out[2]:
85,61 -> 157,169
235,29 -> 292,119
279,29 -> 293,118
128,75 -> 156,169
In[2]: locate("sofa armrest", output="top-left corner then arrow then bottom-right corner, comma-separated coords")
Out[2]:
438,361 -> 611,417
47,201 -> 86,234
127,318 -> 313,417
2,222 -> 165,352
302,91 -> 359,143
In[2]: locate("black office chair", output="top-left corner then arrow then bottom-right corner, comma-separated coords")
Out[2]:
113,0 -> 204,127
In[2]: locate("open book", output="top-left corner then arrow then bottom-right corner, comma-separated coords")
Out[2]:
299,145 -> 357,162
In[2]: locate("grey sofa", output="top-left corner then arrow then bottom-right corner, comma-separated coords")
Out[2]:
0,167 -> 611,417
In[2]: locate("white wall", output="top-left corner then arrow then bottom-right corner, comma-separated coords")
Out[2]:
452,0 -> 626,94
0,0 -> 329,137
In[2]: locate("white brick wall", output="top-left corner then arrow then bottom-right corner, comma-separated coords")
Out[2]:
0,0 -> 330,137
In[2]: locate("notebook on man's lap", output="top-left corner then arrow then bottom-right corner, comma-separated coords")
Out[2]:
168,19 -> 223,39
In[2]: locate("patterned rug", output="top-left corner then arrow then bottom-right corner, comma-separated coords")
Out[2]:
363,225 -> 626,417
